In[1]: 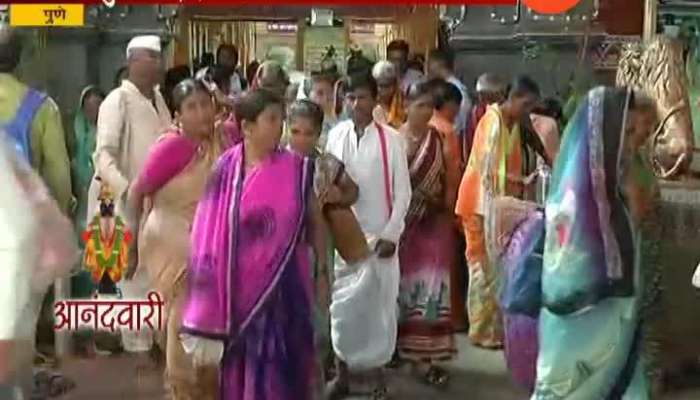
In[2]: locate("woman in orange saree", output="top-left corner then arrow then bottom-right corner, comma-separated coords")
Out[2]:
455,76 -> 540,349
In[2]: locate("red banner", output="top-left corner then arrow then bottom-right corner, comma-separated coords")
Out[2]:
6,0 -> 519,4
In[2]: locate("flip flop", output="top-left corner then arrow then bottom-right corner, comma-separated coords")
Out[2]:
48,373 -> 76,397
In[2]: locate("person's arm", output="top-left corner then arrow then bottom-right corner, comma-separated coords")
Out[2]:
94,92 -> 130,201
463,215 -> 487,266
441,134 -> 458,213
379,136 -> 412,245
308,192 -> 328,268
308,195 -> 329,307
456,109 -> 493,239
33,99 -> 73,215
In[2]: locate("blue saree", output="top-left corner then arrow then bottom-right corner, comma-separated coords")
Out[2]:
533,87 -> 662,399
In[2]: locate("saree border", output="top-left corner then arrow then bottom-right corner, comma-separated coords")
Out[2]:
180,147 -> 243,341
588,87 -> 625,282
228,151 -> 312,347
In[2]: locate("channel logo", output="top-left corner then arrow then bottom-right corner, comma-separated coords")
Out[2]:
523,0 -> 582,14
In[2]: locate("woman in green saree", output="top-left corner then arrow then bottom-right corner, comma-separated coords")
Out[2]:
534,87 -> 662,399
71,85 -> 104,299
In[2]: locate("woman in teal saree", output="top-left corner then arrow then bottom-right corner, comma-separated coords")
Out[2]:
534,87 -> 662,399
71,86 -> 104,298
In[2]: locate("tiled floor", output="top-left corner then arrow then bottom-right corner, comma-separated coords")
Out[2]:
57,335 -> 700,399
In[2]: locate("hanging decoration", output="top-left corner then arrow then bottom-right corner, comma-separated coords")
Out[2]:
521,40 -> 543,60
590,35 -> 641,71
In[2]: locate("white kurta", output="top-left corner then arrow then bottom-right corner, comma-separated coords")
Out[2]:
325,120 -> 411,369
87,79 -> 171,353
0,142 -> 37,399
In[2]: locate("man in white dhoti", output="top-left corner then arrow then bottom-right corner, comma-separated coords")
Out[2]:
0,136 -> 77,399
325,73 -> 411,399
87,35 -> 171,354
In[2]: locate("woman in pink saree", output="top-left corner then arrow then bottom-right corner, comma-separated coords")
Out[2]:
180,89 -> 325,400
398,81 -> 457,386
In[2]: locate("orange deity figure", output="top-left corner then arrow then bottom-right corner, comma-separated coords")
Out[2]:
82,178 -> 132,296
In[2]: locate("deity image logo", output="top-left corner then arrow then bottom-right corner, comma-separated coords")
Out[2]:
522,0 -> 581,15
82,178 -> 132,297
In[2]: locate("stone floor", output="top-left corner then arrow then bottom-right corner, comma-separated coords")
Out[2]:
57,335 -> 700,399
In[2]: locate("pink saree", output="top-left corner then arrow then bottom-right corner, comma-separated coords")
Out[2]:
181,144 -> 316,400
398,129 -> 457,362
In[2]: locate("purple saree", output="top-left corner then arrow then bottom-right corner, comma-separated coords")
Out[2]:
181,143 -> 316,400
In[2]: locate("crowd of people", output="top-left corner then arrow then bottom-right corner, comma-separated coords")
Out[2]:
0,21 -> 669,400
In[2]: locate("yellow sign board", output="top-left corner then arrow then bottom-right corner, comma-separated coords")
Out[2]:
10,4 -> 84,27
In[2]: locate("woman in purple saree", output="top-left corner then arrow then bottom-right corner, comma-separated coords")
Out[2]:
180,89 -> 324,399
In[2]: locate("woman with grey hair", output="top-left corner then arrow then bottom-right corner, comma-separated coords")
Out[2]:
251,60 -> 290,98
371,61 -> 406,128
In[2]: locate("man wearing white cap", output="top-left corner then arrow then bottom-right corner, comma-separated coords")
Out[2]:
87,35 -> 171,354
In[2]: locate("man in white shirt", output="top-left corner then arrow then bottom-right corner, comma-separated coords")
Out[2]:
325,73 -> 411,399
88,35 -> 171,354
387,40 -> 423,96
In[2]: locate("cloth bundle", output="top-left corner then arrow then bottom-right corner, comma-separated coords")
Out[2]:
693,261 -> 700,289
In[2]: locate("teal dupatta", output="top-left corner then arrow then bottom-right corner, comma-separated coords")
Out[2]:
71,86 -> 99,298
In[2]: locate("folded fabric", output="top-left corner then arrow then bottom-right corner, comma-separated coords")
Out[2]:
499,209 -> 545,318
693,261 -> 700,289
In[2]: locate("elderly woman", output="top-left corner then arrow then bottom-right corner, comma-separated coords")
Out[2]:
533,88 -> 662,398
251,60 -> 290,98
71,86 -> 105,299
371,60 -> 406,129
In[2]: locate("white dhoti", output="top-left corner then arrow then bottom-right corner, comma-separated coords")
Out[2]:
330,252 -> 399,371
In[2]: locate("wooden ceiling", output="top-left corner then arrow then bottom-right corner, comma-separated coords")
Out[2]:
182,6 -> 421,22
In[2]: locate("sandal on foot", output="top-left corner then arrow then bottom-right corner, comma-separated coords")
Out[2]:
48,373 -> 76,397
424,366 -> 450,388
386,353 -> 402,369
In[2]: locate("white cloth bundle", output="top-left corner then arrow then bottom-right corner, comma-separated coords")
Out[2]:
330,248 -> 399,371
180,334 -> 224,367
